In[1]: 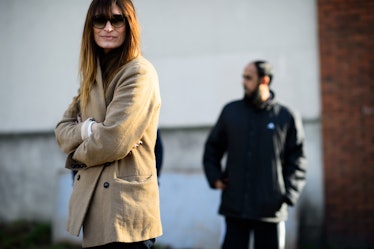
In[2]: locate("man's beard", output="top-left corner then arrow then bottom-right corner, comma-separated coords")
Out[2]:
245,86 -> 262,107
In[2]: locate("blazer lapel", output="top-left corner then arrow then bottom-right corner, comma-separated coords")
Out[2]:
85,63 -> 107,122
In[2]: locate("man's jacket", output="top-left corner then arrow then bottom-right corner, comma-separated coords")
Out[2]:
203,93 -> 306,222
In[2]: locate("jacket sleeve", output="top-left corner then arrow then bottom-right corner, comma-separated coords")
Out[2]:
55,96 -> 84,154
282,110 -> 307,206
203,109 -> 228,188
72,60 -> 160,167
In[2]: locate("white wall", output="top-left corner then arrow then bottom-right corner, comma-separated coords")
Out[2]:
135,0 -> 320,127
0,0 -> 319,132
0,0 -> 90,132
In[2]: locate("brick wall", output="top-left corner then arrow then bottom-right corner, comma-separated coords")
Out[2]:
318,0 -> 374,248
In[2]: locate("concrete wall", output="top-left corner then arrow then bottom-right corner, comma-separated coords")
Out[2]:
0,123 -> 322,249
0,133 -> 65,221
156,123 -> 323,249
0,0 -> 322,248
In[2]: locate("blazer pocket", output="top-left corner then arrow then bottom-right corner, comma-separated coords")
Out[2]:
115,174 -> 153,184
112,174 -> 157,220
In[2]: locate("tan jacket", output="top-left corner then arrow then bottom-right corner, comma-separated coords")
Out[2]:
55,56 -> 162,247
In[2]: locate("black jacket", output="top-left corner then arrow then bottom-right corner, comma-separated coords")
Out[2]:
203,93 -> 306,222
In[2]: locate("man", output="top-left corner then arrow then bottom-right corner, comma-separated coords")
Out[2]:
203,60 -> 306,249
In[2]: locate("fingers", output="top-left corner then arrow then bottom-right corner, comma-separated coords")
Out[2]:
133,140 -> 143,148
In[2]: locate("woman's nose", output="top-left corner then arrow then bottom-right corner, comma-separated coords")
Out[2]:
103,21 -> 114,31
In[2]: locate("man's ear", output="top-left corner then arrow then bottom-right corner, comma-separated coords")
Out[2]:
260,76 -> 270,85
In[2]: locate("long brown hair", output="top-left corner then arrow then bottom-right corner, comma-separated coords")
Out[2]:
77,0 -> 141,112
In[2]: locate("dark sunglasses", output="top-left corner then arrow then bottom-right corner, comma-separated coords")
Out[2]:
93,15 -> 125,29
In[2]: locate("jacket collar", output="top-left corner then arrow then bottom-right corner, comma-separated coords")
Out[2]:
244,90 -> 276,111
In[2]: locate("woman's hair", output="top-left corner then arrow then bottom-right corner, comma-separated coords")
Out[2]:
253,60 -> 273,85
77,0 -> 141,112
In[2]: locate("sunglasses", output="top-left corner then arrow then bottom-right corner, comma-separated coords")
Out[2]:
93,15 -> 125,29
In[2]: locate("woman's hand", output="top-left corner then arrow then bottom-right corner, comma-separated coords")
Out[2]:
133,140 -> 143,149
77,114 -> 82,123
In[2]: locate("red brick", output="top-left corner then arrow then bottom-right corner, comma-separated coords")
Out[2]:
318,0 -> 374,247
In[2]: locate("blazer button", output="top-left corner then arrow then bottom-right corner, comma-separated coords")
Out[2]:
103,182 -> 110,188
76,175 -> 81,181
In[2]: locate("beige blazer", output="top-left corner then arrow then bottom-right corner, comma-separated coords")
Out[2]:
55,56 -> 162,247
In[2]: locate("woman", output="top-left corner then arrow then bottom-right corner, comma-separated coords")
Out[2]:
55,0 -> 162,248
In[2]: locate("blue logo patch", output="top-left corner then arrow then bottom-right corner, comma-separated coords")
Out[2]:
267,122 -> 275,129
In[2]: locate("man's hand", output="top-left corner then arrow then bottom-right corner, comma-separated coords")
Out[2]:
214,179 -> 227,190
